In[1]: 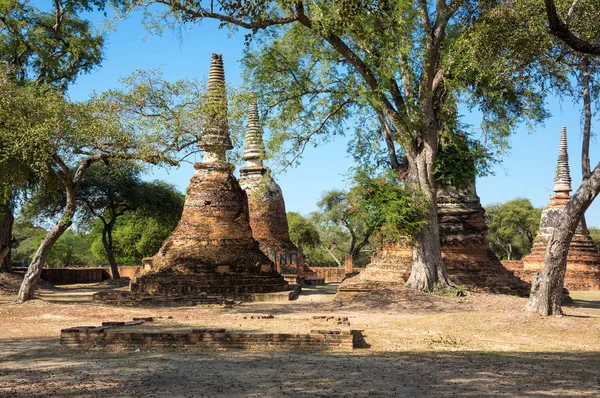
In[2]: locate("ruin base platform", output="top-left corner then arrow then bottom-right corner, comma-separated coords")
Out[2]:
60,316 -> 354,352
93,283 -> 300,306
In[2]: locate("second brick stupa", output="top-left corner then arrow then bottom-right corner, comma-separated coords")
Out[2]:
132,54 -> 288,298
238,100 -> 322,283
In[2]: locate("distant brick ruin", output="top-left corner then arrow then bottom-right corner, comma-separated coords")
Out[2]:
238,100 -> 322,285
517,127 -> 600,290
101,54 -> 288,301
340,183 -> 529,295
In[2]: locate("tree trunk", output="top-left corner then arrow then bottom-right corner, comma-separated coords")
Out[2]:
0,201 -> 13,272
581,56 -> 592,180
102,220 -> 121,279
321,244 -> 342,266
404,143 -> 452,291
525,162 -> 600,315
16,183 -> 76,303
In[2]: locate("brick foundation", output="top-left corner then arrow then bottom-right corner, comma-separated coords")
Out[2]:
60,317 -> 354,351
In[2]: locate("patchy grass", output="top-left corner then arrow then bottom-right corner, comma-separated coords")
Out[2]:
0,285 -> 599,396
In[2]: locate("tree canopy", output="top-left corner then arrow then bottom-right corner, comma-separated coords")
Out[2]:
485,198 -> 541,261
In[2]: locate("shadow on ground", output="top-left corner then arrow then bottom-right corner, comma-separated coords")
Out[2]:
0,338 -> 599,397
570,291 -> 600,310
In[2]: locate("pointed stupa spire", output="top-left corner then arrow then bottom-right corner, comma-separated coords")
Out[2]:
199,53 -> 233,162
242,99 -> 265,167
553,126 -> 572,195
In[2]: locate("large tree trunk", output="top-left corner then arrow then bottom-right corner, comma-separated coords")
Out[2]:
16,182 -> 76,303
102,220 -> 121,279
525,163 -> 600,315
0,201 -> 13,272
404,142 -> 452,291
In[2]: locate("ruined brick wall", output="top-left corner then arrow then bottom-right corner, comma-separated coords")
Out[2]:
60,327 -> 353,351
311,267 -> 361,283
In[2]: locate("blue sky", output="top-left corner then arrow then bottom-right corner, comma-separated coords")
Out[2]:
67,9 -> 600,228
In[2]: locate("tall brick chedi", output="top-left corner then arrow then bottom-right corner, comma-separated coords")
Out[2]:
238,101 -> 306,276
522,127 -> 600,290
132,54 -> 288,297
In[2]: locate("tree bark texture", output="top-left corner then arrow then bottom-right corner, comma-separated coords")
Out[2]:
16,182 -> 76,303
0,201 -> 13,273
102,219 -> 121,279
581,56 -> 592,180
525,162 -> 600,315
404,138 -> 452,291
16,155 -> 98,303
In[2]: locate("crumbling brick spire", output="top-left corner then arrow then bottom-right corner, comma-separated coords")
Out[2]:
242,99 -> 265,167
554,126 -> 572,195
199,53 -> 233,162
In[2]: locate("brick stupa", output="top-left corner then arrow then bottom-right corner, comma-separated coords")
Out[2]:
131,54 -> 288,298
340,183 -> 529,295
238,101 -> 321,283
520,127 -> 600,290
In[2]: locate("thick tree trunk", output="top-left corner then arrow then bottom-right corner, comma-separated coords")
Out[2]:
16,183 -> 76,303
102,220 -> 121,279
404,143 -> 452,291
0,201 -> 13,272
525,163 -> 600,315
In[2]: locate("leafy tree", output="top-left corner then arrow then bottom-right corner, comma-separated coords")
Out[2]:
543,0 -> 600,55
91,210 -> 181,265
10,221 -> 47,267
11,222 -> 96,267
0,0 -> 105,272
0,72 -> 192,302
485,199 -> 542,260
25,161 -> 184,277
46,230 -> 96,267
126,0 -> 550,291
315,189 -> 373,265
286,212 -> 320,264
505,0 -> 600,315
81,172 -> 184,270
588,227 -> 600,250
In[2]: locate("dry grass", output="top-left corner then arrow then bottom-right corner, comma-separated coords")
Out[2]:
0,285 -> 599,397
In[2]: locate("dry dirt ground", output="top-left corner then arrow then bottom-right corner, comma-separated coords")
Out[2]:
0,280 -> 599,397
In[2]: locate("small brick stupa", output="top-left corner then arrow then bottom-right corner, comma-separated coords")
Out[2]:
131,54 -> 288,298
521,127 -> 600,290
238,101 -> 321,283
340,182 -> 529,295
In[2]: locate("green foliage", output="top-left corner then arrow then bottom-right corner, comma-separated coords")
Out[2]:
588,227 -> 600,251
11,221 -> 46,266
286,212 -> 320,249
0,0 -> 105,90
11,222 -> 96,267
313,187 -> 376,264
350,169 -> 430,242
92,210 -> 182,265
485,198 -> 542,260
435,130 -> 495,189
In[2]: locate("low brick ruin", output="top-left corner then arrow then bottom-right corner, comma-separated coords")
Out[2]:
96,54 -> 288,304
519,127 -> 600,290
238,100 -> 323,286
340,183 -> 529,295
60,316 -> 354,351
